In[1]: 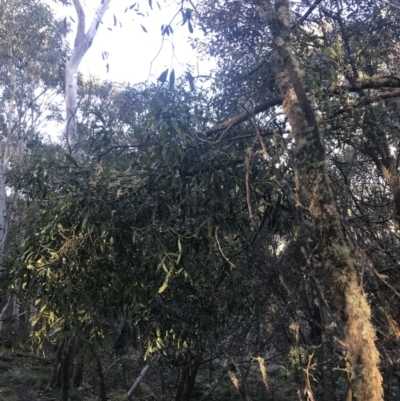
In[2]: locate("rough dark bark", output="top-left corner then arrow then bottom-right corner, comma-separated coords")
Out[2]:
175,352 -> 203,401
61,344 -> 72,401
73,356 -> 84,388
49,340 -> 65,389
255,1 -> 383,400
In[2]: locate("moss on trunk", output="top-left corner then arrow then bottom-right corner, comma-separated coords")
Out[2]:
256,0 -> 383,399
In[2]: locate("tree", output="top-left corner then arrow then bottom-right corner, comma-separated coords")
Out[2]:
255,1 -> 382,399
65,0 -> 112,159
0,0 -> 66,331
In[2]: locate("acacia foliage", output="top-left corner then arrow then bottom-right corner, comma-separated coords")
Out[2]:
7,83 -> 287,355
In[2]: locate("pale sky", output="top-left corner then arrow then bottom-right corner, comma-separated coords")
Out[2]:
48,0 -> 210,84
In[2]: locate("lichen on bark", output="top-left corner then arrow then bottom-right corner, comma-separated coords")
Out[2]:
255,0 -> 383,399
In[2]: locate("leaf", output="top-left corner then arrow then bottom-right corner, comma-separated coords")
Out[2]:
149,0 -> 153,9
176,237 -> 182,264
169,69 -> 175,90
158,69 -> 169,84
162,25 -> 172,36
81,211 -> 90,230
129,3 -> 137,9
141,24 -> 148,33
188,21 -> 193,34
113,14 -> 117,26
158,268 -> 173,293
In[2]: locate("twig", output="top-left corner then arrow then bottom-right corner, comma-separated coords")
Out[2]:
215,227 -> 235,268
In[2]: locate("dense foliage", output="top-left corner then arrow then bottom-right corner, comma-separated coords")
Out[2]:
2,0 -> 400,400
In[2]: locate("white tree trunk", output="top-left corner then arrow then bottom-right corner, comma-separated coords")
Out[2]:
65,0 -> 112,159
0,60 -> 14,331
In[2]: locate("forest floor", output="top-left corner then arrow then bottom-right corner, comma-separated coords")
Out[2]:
0,350 -> 305,401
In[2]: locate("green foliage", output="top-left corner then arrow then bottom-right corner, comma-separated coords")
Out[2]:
7,91 -> 284,357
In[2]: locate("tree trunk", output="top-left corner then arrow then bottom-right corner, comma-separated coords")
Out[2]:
49,341 -> 65,389
175,351 -> 203,401
61,343 -> 72,401
96,356 -> 107,401
65,0 -> 112,159
320,306 -> 337,401
255,1 -> 383,400
0,59 -> 14,332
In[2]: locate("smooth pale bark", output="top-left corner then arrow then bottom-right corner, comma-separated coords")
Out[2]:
65,0 -> 112,159
255,0 -> 383,400
0,59 -> 15,331
126,356 -> 155,400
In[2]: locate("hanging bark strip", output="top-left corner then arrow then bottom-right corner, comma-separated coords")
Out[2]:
255,0 -> 383,400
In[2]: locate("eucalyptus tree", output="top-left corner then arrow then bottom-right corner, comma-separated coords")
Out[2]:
0,0 -> 67,330
64,0 -> 112,160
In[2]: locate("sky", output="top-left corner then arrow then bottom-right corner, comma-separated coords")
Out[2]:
48,0 -> 210,85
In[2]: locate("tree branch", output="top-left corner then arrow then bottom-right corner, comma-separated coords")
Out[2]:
204,75 -> 400,135
291,0 -> 323,32
204,97 -> 282,136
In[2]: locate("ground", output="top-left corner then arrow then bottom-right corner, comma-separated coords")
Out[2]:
0,351 -> 305,401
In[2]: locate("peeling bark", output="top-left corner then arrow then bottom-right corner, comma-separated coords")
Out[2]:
255,0 -> 383,400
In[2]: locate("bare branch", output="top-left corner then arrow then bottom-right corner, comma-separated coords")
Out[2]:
205,97 -> 282,136
291,0 -> 323,32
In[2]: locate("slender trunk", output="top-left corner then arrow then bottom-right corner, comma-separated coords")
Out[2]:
65,0 -> 112,160
49,341 -> 65,389
96,356 -> 107,401
175,353 -> 203,401
320,305 -> 337,401
0,58 -> 15,332
61,343 -> 72,401
73,356 -> 84,388
180,352 -> 203,401
0,295 -> 12,331
255,1 -> 383,400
